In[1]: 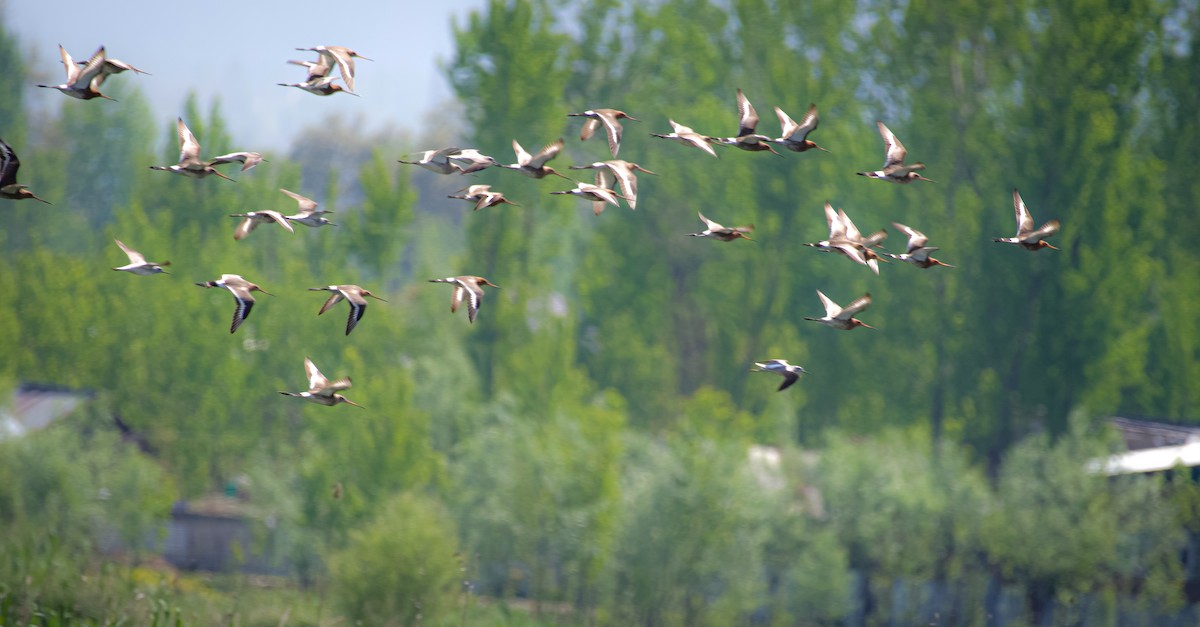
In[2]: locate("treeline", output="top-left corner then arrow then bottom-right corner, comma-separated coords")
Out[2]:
1,0 -> 1199,624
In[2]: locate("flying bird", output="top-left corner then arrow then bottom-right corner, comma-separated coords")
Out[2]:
150,118 -> 262,180
111,239 -> 169,275
399,147 -> 464,175
803,203 -> 886,274
856,121 -> 932,183
36,44 -> 112,101
448,184 -> 519,211
194,274 -> 272,334
651,119 -> 718,158
708,89 -> 781,155
502,138 -> 569,179
750,359 -> 808,391
549,181 -> 625,215
428,276 -> 500,324
295,45 -> 372,93
804,290 -> 874,330
280,188 -> 335,228
884,222 -> 954,268
228,210 -> 294,241
280,357 -> 363,408
568,160 -> 655,210
993,189 -> 1060,251
688,212 -> 754,241
447,148 -> 499,174
309,285 -> 387,336
0,138 -> 50,204
771,104 -> 827,153
568,108 -> 638,157
277,75 -> 357,97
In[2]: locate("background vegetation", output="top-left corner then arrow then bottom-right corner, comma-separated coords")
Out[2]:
2,0 -> 1198,624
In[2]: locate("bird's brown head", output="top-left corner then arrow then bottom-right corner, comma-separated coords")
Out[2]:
336,395 -> 365,409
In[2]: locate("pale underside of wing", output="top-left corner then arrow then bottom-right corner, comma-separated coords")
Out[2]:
878,121 -> 907,168
281,188 -> 318,212
177,118 -> 202,166
115,239 -> 145,264
816,290 -> 841,318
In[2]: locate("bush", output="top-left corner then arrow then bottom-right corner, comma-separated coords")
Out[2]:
328,491 -> 461,626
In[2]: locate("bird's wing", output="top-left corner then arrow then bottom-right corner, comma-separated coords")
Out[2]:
608,163 -> 638,207
177,118 -> 202,165
1013,188 -> 1034,235
1026,220 -> 1061,242
910,247 -> 938,262
280,188 -> 318,212
0,138 -> 19,187
878,121 -> 907,168
210,152 -> 264,171
793,104 -> 820,141
579,117 -> 600,142
774,106 -> 798,139
114,239 -> 145,264
527,138 -> 563,168
233,217 -> 257,240
735,89 -> 759,136
839,293 -> 872,319
58,44 -> 79,83
316,377 -> 353,395
263,210 -> 295,233
511,139 -> 532,166
833,241 -> 869,267
839,209 -> 863,242
320,49 -> 357,92
825,202 -> 844,239
304,357 -> 325,390
598,111 -> 624,156
816,290 -> 841,318
891,222 -> 927,253
228,290 -> 255,333
668,119 -> 694,134
464,282 -> 484,323
344,294 -> 366,335
686,134 -> 718,157
318,292 -> 344,315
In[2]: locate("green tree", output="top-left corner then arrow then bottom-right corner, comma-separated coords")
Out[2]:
328,491 -> 461,627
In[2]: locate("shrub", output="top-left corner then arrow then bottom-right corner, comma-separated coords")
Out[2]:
328,491 -> 461,626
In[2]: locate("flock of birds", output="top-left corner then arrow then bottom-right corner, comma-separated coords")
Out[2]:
1,43 -> 1064,402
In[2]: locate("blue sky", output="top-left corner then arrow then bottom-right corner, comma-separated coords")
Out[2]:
7,0 -> 485,150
